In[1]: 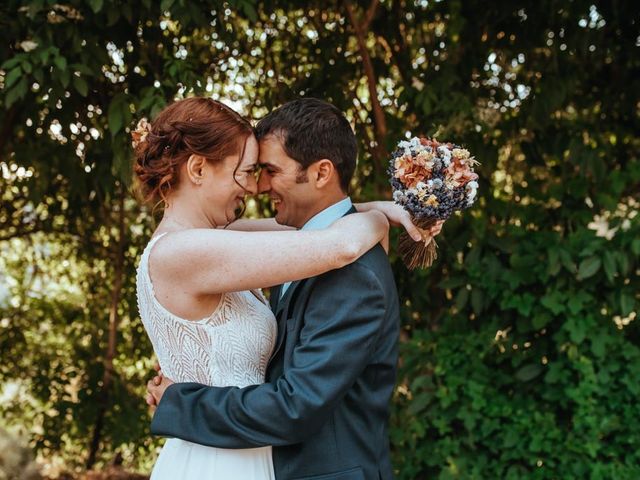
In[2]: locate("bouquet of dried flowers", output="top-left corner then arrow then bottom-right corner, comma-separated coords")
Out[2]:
389,137 -> 479,269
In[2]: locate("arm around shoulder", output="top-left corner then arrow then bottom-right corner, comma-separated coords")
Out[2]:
150,262 -> 389,447
151,211 -> 387,296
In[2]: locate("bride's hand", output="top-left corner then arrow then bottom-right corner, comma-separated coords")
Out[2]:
425,219 -> 444,238
356,201 -> 422,241
358,201 -> 444,242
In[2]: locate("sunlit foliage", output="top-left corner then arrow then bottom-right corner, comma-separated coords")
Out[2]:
1,0 -> 638,477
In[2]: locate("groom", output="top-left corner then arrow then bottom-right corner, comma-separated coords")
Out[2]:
148,98 -> 400,479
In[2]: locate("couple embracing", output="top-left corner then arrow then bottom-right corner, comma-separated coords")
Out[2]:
134,97 -> 442,479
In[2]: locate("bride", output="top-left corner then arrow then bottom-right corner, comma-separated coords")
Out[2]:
133,97 -> 439,479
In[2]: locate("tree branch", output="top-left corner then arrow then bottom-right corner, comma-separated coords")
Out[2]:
86,189 -> 127,469
344,0 -> 387,175
363,0 -> 380,31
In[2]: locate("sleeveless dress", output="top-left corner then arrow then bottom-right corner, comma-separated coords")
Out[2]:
136,233 -> 277,479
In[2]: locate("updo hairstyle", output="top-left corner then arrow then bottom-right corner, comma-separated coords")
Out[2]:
133,97 -> 254,207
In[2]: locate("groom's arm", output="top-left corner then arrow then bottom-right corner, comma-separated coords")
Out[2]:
223,218 -> 294,231
150,260 -> 387,448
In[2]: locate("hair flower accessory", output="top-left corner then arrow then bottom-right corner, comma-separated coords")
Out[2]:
131,118 -> 152,149
389,136 -> 480,269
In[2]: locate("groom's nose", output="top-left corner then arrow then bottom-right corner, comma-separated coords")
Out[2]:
257,171 -> 271,193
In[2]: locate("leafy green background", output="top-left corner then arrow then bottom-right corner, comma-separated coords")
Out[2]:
0,0 -> 638,478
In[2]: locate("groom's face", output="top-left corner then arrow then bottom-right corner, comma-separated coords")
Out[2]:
257,135 -> 317,228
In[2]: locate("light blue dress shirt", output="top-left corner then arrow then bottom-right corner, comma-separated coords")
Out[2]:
280,197 -> 353,298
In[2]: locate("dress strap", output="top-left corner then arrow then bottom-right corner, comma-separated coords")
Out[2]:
141,232 -> 168,267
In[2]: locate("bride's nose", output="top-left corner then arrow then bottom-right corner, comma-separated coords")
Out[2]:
245,175 -> 258,195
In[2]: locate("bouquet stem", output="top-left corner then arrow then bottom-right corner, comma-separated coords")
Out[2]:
398,217 -> 439,270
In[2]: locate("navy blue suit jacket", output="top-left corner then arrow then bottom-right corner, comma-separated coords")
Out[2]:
151,212 -> 400,479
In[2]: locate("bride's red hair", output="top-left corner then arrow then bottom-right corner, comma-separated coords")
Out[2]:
133,97 -> 253,208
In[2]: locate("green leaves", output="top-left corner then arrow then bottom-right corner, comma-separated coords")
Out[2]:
88,0 -> 104,13
0,1 -> 638,477
620,292 -> 634,316
72,75 -> 89,97
515,363 -> 543,382
471,288 -> 484,315
603,251 -> 617,282
591,334 -> 607,358
541,290 -> 565,315
567,291 -> 592,315
616,251 -> 630,276
547,246 -> 562,276
1,56 -> 23,70
228,0 -> 258,22
107,93 -> 132,137
160,0 -> 175,11
5,77 -> 29,107
137,86 -> 166,118
565,317 -> 588,344
407,392 -> 431,415
454,287 -> 469,310
577,256 -> 601,281
53,55 -> 67,72
4,67 -> 23,89
532,312 -> 552,329
2,60 -> 30,107
108,102 -> 123,136
502,293 -> 536,316
560,249 -> 577,275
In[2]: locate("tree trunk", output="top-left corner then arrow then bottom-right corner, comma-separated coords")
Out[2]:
86,190 -> 127,469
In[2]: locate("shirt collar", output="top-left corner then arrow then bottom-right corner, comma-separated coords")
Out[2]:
301,197 -> 353,231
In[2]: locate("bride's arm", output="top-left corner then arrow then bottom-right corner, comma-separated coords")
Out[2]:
151,211 -> 388,296
226,201 -> 433,236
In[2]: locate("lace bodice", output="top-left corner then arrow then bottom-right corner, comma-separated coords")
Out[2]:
136,233 -> 277,387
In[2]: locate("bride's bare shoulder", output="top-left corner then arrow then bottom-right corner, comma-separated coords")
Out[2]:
148,228 -> 225,269
148,229 -> 195,270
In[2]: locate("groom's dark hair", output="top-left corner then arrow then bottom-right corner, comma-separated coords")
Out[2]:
255,98 -> 357,192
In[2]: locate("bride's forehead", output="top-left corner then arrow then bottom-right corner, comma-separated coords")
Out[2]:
238,154 -> 258,169
240,136 -> 259,162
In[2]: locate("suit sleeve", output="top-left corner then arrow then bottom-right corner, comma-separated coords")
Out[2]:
150,262 -> 387,448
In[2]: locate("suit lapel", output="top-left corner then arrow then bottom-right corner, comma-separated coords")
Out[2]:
344,205 -> 357,215
269,205 -> 357,365
268,279 -> 303,364
269,285 -> 281,312
275,279 -> 302,317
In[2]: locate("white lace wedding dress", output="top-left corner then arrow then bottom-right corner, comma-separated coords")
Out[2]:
136,233 -> 277,479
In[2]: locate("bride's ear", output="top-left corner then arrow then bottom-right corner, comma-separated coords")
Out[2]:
312,159 -> 335,189
186,154 -> 207,185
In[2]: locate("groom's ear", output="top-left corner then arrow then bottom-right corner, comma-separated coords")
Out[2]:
311,159 -> 336,189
